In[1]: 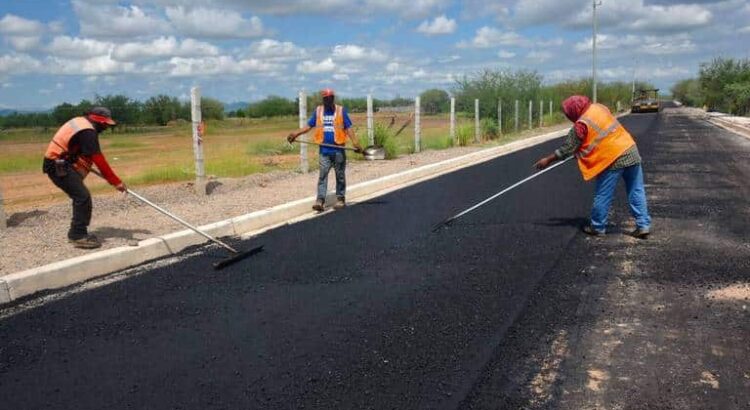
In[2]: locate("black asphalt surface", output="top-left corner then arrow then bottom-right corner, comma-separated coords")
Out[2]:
1,105 -> 749,409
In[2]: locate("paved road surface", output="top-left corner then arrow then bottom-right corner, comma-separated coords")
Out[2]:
1,105 -> 748,409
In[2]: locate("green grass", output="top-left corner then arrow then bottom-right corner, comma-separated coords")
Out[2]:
127,156 -> 270,185
106,137 -> 146,149
0,154 -> 41,174
421,134 -> 454,150
246,139 -> 295,156
127,163 -> 195,185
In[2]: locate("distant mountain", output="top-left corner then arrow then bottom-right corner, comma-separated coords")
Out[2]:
224,101 -> 249,113
0,107 -> 51,116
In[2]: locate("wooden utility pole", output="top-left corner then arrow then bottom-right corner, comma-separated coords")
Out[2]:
474,99 -> 480,142
367,94 -> 374,146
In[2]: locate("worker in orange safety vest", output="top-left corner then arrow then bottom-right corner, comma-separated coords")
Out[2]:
534,95 -> 652,238
287,88 -> 364,211
43,107 -> 126,249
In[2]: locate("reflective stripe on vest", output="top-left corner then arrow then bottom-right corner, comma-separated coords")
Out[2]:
574,103 -> 635,181
313,105 -> 347,145
44,117 -> 96,177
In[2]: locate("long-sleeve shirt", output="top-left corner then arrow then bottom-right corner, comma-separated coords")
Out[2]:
554,126 -> 641,170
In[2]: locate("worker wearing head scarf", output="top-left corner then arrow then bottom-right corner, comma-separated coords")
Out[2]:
535,95 -> 651,238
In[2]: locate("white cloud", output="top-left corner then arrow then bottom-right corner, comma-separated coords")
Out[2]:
113,37 -> 219,61
166,55 -> 281,76
458,27 -> 525,48
0,14 -> 47,51
498,50 -> 516,59
0,53 -> 42,75
0,14 -> 45,35
165,6 -> 264,38
574,34 -> 696,55
297,58 -> 336,73
739,26 -> 750,34
73,1 -> 170,38
222,0 -> 450,19
386,62 -> 400,73
332,44 -> 387,62
526,50 -> 553,63
333,73 -> 350,81
248,39 -> 306,61
50,55 -> 137,76
47,36 -> 112,58
416,15 -> 457,35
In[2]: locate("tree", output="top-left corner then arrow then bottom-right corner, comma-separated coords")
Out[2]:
201,97 -> 225,120
94,94 -> 142,126
143,95 -> 181,125
419,89 -> 450,114
246,96 -> 296,117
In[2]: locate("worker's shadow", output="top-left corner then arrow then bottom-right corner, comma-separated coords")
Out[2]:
7,210 -> 48,227
91,227 -> 152,241
535,217 -> 588,228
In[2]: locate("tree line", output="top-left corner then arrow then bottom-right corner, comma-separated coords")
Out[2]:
0,94 -> 225,129
671,58 -> 750,116
1,70 -> 655,129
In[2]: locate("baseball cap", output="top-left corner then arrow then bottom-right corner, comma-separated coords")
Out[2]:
87,106 -> 117,125
320,88 -> 335,97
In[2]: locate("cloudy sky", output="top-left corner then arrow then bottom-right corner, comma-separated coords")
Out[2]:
1,0 -> 749,109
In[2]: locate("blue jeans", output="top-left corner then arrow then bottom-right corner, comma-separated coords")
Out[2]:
591,164 -> 651,232
318,151 -> 346,201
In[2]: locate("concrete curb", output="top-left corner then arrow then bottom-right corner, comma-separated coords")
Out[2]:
1,128 -> 568,305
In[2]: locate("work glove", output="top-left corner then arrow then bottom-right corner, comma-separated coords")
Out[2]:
354,147 -> 365,154
115,182 -> 128,193
287,133 -> 297,143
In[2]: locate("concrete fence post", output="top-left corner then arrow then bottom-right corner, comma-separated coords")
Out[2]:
450,97 -> 456,144
497,98 -> 503,135
366,94 -> 374,146
514,100 -> 519,133
549,100 -> 553,116
528,100 -> 533,130
190,87 -> 206,195
0,186 -> 6,231
539,100 -> 544,127
298,90 -> 309,173
414,96 -> 421,153
617,100 -> 621,112
474,98 -> 480,142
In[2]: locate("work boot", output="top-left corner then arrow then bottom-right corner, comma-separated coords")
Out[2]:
631,227 -> 650,239
69,234 -> 102,249
312,199 -> 325,212
581,225 -> 605,237
334,197 -> 346,210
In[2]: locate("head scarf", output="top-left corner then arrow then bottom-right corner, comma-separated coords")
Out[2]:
562,95 -> 591,122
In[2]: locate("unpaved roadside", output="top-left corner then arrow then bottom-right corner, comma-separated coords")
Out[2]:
0,123 -> 569,275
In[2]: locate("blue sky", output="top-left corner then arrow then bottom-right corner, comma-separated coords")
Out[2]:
1,0 -> 749,110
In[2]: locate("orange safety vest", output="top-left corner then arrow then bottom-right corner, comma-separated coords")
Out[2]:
313,104 -> 347,145
44,116 -> 95,177
575,103 -> 635,181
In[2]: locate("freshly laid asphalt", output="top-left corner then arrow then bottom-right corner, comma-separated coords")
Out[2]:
1,105 -> 748,409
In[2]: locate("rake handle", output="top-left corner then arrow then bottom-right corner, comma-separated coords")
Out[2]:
88,169 -> 238,254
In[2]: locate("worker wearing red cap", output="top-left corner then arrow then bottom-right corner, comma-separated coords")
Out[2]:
43,107 -> 127,249
287,88 -> 364,211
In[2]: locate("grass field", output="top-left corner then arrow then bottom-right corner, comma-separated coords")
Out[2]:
0,111 -> 567,208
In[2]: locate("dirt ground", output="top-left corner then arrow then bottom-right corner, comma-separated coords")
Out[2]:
0,121 -> 569,275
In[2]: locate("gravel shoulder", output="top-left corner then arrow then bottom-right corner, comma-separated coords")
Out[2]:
0,123 -> 568,275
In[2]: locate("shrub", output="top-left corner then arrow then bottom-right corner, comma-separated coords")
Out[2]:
456,124 -> 473,147
372,122 -> 399,159
481,118 -> 499,140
